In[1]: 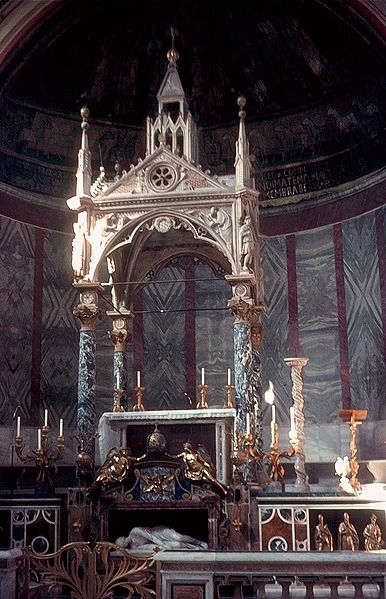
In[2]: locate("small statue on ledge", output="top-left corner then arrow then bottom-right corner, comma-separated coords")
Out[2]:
175,443 -> 229,496
314,514 -> 333,552
338,512 -> 359,551
87,447 -> 144,498
363,514 -> 383,551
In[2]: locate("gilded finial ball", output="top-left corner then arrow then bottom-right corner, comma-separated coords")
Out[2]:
237,96 -> 246,109
80,106 -> 90,120
167,48 -> 179,64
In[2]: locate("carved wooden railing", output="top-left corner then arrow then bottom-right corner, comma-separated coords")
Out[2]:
24,541 -> 156,599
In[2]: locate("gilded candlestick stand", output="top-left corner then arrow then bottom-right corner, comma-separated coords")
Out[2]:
15,425 -> 65,492
339,408 -> 367,493
133,386 -> 145,411
224,384 -> 234,408
196,383 -> 209,409
113,387 -> 125,412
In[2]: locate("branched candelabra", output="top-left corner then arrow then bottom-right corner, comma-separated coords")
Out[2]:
15,424 -> 65,490
245,425 -> 297,487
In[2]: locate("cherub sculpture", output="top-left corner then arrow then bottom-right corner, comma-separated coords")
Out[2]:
87,447 -> 144,498
175,443 -> 229,496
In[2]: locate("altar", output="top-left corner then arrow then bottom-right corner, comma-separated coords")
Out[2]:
98,408 -> 235,484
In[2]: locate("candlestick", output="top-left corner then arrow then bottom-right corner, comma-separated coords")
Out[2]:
270,421 -> 275,446
227,368 -> 231,386
201,367 -> 205,385
136,370 -> 141,388
44,409 -> 48,427
37,429 -> 42,451
16,416 -> 21,437
59,418 -> 63,437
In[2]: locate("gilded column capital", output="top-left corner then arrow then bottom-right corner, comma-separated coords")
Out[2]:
107,310 -> 134,352
73,304 -> 102,331
228,297 -> 258,324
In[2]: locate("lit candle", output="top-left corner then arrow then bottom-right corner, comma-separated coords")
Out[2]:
227,368 -> 231,386
59,418 -> 63,437
16,416 -> 21,437
271,421 -> 275,445
246,412 -> 250,435
136,370 -> 141,388
37,428 -> 42,450
264,381 -> 275,405
201,367 -> 205,385
290,406 -> 295,435
271,404 -> 276,424
44,409 -> 48,427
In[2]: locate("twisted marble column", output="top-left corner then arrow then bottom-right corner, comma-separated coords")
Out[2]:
73,286 -> 102,459
250,319 -> 263,453
284,357 -> 310,492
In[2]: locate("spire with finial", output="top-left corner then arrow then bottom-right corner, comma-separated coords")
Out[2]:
146,30 -> 198,161
234,96 -> 252,189
76,106 -> 92,199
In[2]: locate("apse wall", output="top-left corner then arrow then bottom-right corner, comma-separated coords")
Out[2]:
0,203 -> 385,463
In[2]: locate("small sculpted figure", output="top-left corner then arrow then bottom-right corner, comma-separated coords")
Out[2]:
176,443 -> 229,496
363,514 -> 382,551
314,514 -> 333,551
87,447 -> 143,497
338,512 -> 359,550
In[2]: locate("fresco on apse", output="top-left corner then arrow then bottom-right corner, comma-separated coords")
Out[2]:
1,76 -> 386,202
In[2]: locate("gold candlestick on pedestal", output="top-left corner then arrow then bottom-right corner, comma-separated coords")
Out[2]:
113,388 -> 125,412
224,384 -> 234,408
339,408 -> 367,493
133,386 -> 145,411
196,383 -> 208,409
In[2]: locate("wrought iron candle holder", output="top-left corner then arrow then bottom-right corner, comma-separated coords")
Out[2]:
224,383 -> 234,408
15,425 -> 65,492
133,386 -> 145,411
113,387 -> 125,412
196,383 -> 209,409
339,408 -> 367,493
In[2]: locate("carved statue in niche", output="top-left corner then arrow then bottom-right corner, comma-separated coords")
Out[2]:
314,514 -> 333,551
175,443 -> 229,496
363,514 -> 383,551
239,215 -> 254,271
115,526 -> 208,551
338,512 -> 359,551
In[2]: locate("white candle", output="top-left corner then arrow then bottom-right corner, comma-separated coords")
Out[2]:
44,409 -> 48,427
117,372 -> 121,389
290,406 -> 295,435
16,416 -> 21,437
246,412 -> 250,435
201,367 -> 205,385
271,404 -> 276,424
227,368 -> 231,386
264,381 -> 275,405
37,429 -> 42,450
59,418 -> 63,437
136,370 -> 141,388
271,421 -> 275,445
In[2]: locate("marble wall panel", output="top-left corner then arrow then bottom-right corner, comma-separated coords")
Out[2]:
142,266 -> 186,410
0,216 -> 35,424
41,230 -> 78,427
342,213 -> 385,422
296,227 -> 341,424
260,236 -> 291,425
195,264 -> 233,408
